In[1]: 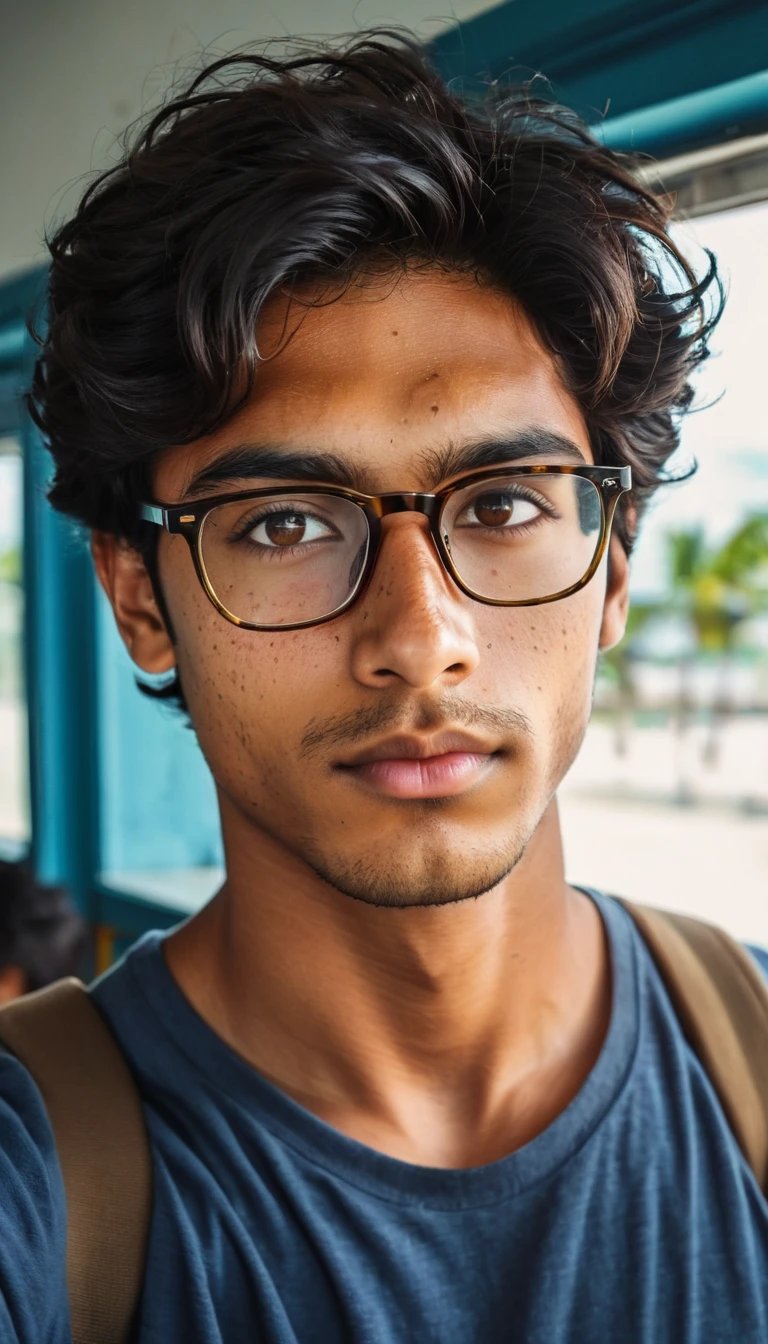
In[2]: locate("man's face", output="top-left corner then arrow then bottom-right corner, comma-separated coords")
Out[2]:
115,271 -> 629,907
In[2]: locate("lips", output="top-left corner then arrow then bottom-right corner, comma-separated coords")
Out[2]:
336,731 -> 500,800
339,730 -> 498,766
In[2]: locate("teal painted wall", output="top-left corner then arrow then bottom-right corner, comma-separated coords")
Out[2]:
96,587 -> 223,874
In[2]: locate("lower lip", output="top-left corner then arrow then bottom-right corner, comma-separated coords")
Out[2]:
340,752 -> 493,799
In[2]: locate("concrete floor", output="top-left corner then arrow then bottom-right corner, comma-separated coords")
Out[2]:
560,718 -> 768,947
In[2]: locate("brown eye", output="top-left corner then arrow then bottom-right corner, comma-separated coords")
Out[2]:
473,493 -> 513,527
264,513 -> 306,545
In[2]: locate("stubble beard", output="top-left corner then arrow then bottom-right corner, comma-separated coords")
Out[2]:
292,694 -> 548,908
296,808 -> 537,909
290,693 -> 589,909
240,681 -> 592,911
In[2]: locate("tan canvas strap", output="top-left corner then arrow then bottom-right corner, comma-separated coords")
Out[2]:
0,978 -> 152,1344
620,900 -> 768,1192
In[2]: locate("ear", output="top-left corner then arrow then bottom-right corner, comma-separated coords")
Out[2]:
599,534 -> 631,652
92,532 -> 176,674
0,964 -> 27,1004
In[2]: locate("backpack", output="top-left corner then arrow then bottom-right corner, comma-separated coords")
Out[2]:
0,899 -> 767,1344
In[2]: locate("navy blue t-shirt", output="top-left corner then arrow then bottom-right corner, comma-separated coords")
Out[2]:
1,890 -> 767,1343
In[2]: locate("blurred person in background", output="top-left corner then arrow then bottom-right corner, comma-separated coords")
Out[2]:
0,861 -> 86,1003
0,30 -> 767,1344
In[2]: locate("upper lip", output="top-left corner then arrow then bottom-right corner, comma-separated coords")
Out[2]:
337,730 -> 500,767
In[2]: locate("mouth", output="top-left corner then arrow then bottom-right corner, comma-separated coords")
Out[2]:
335,731 -> 502,800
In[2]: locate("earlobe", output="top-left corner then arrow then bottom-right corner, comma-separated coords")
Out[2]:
0,965 -> 27,1004
598,536 -> 631,652
91,532 -> 176,674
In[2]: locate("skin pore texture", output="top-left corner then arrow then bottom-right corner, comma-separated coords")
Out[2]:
94,270 -> 631,1169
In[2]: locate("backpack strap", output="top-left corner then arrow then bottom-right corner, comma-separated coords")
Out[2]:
0,977 -> 152,1344
619,899 -> 768,1192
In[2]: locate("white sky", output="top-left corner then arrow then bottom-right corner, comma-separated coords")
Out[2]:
0,448 -> 21,554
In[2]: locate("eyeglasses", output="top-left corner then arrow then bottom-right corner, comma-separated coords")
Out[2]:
140,463 -> 631,631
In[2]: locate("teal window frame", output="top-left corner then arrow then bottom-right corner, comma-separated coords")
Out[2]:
0,268 -> 222,951
429,0 -> 768,158
0,267 -> 99,917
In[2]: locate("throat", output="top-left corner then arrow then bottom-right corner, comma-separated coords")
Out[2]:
164,874 -> 611,1170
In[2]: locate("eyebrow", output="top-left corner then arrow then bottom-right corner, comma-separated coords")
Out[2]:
182,447 -> 372,498
181,429 -> 587,499
428,431 -> 587,482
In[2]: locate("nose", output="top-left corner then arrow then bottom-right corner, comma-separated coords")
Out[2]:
349,515 -> 480,690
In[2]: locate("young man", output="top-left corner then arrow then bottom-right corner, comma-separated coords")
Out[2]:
2,33 -> 767,1344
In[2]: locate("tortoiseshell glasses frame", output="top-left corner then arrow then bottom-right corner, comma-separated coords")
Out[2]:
139,462 -> 631,632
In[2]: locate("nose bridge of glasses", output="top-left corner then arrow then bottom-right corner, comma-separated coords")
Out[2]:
372,492 -> 440,521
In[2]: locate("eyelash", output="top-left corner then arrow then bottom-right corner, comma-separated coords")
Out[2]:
459,485 -> 560,521
228,501 -> 336,546
217,479 -> 563,553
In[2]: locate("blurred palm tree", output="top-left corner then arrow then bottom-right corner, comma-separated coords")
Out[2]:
0,546 -> 22,586
0,546 -> 23,701
600,514 -> 768,801
599,601 -> 658,756
667,514 -> 768,768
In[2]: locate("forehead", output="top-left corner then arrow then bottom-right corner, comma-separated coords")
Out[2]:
156,270 -> 590,497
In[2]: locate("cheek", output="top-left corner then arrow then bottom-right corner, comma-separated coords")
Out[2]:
170,578 -> 345,790
477,584 -> 603,716
159,531 -> 327,718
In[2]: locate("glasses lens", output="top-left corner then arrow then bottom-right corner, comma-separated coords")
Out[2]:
199,492 -> 370,627
441,472 -> 604,602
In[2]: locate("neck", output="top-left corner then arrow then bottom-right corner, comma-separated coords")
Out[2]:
165,797 -> 610,1167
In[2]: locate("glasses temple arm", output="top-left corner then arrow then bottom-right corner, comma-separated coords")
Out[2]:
139,503 -> 167,528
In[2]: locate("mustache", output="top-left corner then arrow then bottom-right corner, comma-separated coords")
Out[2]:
299,696 -> 533,758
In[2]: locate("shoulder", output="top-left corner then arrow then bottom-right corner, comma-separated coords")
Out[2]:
89,930 -> 171,1072
0,1051 -> 69,1342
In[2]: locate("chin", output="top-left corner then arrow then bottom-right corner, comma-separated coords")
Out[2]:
300,830 -> 528,910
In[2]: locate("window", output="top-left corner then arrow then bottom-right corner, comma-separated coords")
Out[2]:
0,437 -> 29,853
561,194 -> 768,945
0,273 -> 223,949
96,590 -> 224,919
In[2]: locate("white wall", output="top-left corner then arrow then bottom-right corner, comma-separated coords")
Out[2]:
0,0 -> 488,280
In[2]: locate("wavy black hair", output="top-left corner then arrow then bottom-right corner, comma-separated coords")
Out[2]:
29,32 -> 723,705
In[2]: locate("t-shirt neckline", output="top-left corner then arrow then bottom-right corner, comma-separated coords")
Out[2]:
99,888 -> 641,1211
